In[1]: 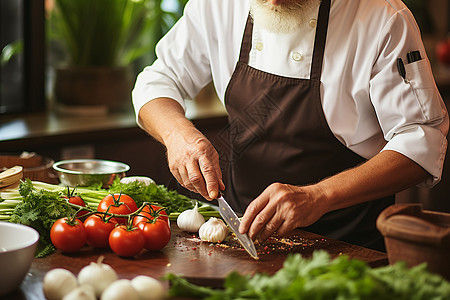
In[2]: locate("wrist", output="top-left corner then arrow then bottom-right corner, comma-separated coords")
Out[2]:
311,181 -> 336,216
163,123 -> 205,149
139,97 -> 194,145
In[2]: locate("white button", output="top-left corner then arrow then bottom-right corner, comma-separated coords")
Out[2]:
292,52 -> 303,62
255,41 -> 264,51
309,19 -> 317,28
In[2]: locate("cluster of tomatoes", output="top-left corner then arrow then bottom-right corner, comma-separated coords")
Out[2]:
50,192 -> 171,257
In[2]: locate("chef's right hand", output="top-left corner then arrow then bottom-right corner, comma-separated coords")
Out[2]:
165,130 -> 225,200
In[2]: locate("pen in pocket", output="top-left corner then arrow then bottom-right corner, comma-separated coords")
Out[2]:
397,50 -> 421,83
397,58 -> 407,83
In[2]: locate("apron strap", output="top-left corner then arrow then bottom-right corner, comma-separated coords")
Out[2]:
239,15 -> 254,64
310,0 -> 331,80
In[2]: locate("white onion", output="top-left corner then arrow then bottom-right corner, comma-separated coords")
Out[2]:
100,279 -> 139,300
43,268 -> 78,300
62,285 -> 96,300
77,256 -> 118,297
130,275 -> 166,300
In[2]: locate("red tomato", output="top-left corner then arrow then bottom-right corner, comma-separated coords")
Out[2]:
50,217 -> 86,253
132,205 -> 169,227
109,225 -> 145,257
97,194 -> 138,224
137,219 -> 171,251
68,195 -> 89,217
63,187 -> 88,217
84,214 -> 117,248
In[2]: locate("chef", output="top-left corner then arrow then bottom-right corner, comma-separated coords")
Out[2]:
132,0 -> 448,251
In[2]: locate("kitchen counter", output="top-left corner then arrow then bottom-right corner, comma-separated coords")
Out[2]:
0,98 -> 227,148
0,99 -> 229,188
4,225 -> 387,300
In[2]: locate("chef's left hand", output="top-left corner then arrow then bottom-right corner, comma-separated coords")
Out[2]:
239,182 -> 327,241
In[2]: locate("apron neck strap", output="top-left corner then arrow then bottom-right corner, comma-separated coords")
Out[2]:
311,0 -> 331,80
239,0 -> 331,80
239,15 -> 254,64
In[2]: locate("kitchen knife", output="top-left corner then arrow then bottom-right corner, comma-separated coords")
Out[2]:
217,195 -> 258,259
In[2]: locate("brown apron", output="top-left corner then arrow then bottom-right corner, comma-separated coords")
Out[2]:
221,0 -> 393,251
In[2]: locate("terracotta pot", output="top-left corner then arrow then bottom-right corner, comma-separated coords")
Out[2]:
54,66 -> 133,111
376,204 -> 450,280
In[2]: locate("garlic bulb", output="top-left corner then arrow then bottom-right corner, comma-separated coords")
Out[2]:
100,279 -> 139,300
176,202 -> 205,232
77,256 -> 118,297
43,268 -> 78,300
198,217 -> 228,243
131,275 -> 166,300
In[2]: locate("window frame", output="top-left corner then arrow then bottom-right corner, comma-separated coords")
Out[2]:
0,0 -> 45,115
24,0 -> 45,113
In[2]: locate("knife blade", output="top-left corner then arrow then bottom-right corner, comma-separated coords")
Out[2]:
217,195 -> 258,259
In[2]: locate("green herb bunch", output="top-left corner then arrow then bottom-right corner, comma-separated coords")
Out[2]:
166,251 -> 450,299
108,179 -> 196,214
9,179 -> 74,257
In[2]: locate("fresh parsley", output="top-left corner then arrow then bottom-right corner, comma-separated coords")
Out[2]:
9,179 -> 75,257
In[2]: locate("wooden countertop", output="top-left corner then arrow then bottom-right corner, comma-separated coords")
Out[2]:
0,98 -> 228,148
4,225 -> 387,300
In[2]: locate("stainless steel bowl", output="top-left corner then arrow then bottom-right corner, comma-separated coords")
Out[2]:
53,159 -> 130,187
0,222 -> 39,296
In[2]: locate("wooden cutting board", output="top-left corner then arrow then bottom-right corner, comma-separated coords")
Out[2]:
10,225 -> 387,300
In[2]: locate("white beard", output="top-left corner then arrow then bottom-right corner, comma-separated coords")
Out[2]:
250,0 -> 322,34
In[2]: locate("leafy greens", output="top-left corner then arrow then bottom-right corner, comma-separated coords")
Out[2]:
9,179 -> 74,257
165,251 -> 450,299
108,180 -> 196,214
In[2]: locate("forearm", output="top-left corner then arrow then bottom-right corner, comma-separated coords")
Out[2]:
240,150 -> 429,240
317,150 -> 429,213
138,98 -> 200,146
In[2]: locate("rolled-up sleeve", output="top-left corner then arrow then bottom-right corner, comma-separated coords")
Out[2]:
370,8 -> 449,187
132,0 -> 213,126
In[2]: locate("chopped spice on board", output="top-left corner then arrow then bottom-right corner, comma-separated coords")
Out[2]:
175,232 -> 329,257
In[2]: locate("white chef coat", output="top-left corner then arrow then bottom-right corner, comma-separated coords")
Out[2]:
132,0 -> 449,187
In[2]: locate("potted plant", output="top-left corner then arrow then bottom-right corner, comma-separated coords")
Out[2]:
48,0 -> 186,111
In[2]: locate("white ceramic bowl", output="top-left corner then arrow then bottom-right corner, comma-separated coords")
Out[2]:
0,222 -> 39,296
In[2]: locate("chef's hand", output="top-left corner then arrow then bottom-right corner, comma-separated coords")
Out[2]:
239,183 -> 326,241
165,130 -> 225,200
138,97 -> 225,200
